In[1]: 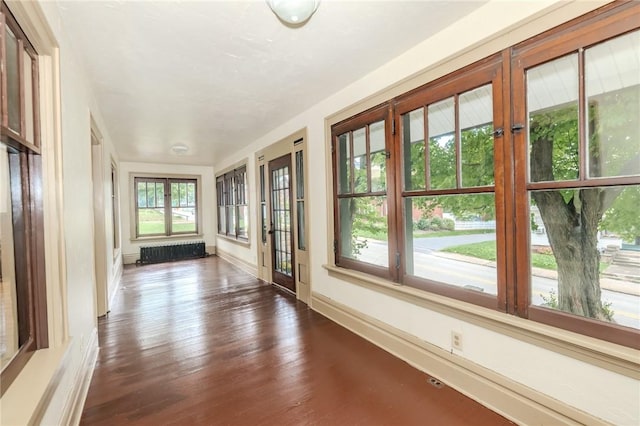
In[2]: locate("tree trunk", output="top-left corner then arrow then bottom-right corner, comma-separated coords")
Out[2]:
530,133 -> 606,319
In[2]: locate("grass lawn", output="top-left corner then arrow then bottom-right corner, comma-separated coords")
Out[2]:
138,209 -> 195,235
139,222 -> 196,235
442,240 -> 608,272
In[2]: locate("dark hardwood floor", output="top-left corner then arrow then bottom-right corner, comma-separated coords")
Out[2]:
81,256 -> 512,425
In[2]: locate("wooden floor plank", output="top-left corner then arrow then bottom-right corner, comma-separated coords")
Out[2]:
81,256 -> 512,425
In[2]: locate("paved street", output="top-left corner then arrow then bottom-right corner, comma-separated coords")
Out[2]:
357,236 -> 640,329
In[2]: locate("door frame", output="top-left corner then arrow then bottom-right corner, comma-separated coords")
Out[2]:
255,129 -> 310,303
90,122 -> 108,317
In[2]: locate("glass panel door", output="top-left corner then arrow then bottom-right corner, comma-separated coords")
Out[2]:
269,154 -> 295,292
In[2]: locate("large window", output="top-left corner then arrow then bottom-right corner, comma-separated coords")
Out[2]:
216,165 -> 249,240
0,2 -> 48,394
331,3 -> 640,348
135,177 -> 198,237
333,105 -> 392,279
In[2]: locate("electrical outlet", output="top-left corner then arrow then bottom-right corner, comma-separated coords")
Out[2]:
451,331 -> 463,351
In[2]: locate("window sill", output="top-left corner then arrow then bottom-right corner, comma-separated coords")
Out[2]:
0,342 -> 70,425
322,263 -> 640,379
130,234 -> 203,243
216,234 -> 251,248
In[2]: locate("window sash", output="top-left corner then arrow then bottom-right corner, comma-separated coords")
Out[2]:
330,2 -> 640,349
0,1 -> 47,395
216,165 -> 249,240
134,177 -> 198,237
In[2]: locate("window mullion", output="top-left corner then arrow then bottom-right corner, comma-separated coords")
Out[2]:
365,124 -> 371,193
349,131 -> 354,193
423,107 -> 430,190
577,48 -> 587,181
17,37 -> 24,140
454,94 -> 461,188
1,13 -> 8,129
165,179 -> 172,235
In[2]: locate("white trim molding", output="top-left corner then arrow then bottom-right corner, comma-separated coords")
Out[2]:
215,247 -> 258,278
59,329 -> 99,426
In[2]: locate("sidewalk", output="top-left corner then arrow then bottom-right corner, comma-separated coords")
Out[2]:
432,251 -> 640,297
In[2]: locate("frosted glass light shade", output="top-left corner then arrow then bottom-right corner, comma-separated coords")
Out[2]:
267,0 -> 319,25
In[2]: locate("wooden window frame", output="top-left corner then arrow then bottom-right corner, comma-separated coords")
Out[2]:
331,104 -> 396,281
330,1 -> 640,349
510,1 -> 640,348
394,54 -> 505,310
0,1 -> 47,395
134,177 -> 199,238
216,165 -> 249,241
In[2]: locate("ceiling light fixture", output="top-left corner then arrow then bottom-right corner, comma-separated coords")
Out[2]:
267,0 -> 320,26
171,143 -> 189,155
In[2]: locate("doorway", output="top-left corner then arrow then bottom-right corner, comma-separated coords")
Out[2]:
269,154 -> 295,293
256,130 -> 309,303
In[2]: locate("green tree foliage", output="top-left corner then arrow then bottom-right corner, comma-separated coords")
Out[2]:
407,124 -> 496,221
600,185 -> 640,244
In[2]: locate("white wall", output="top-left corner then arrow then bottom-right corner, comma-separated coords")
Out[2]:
119,161 -> 216,262
213,1 -> 639,424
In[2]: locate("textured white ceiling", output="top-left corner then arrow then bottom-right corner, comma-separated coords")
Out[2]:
56,1 -> 486,166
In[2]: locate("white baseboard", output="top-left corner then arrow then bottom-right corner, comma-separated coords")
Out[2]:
215,248 -> 258,278
122,252 -> 138,265
311,292 -> 606,426
60,328 -> 99,426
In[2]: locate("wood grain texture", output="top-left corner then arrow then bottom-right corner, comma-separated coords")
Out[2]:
81,256 -> 512,425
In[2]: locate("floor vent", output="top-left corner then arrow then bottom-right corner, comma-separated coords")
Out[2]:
136,241 -> 208,265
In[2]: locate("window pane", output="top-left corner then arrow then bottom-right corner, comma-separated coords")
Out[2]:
147,182 -> 156,207
187,182 -> 195,206
155,183 -> 164,208
460,85 -> 494,187
402,108 -> 425,191
428,98 -> 455,190
172,206 -> 195,233
180,183 -> 188,206
138,207 -> 165,235
529,185 -> 640,330
237,172 -> 246,205
353,128 -> 367,193
297,201 -> 306,250
227,205 -> 236,236
261,203 -> 267,243
528,54 -> 580,182
137,182 -> 147,208
339,196 -> 388,267
218,206 -> 226,234
259,165 -> 265,203
0,144 -> 19,370
23,50 -> 34,143
370,120 -> 386,192
237,205 -> 248,239
585,30 -> 640,179
171,183 -> 179,207
404,194 -> 497,295
295,151 -> 304,199
6,27 -> 20,133
337,133 -> 351,194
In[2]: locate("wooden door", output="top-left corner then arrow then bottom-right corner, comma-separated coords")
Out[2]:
268,154 -> 295,292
